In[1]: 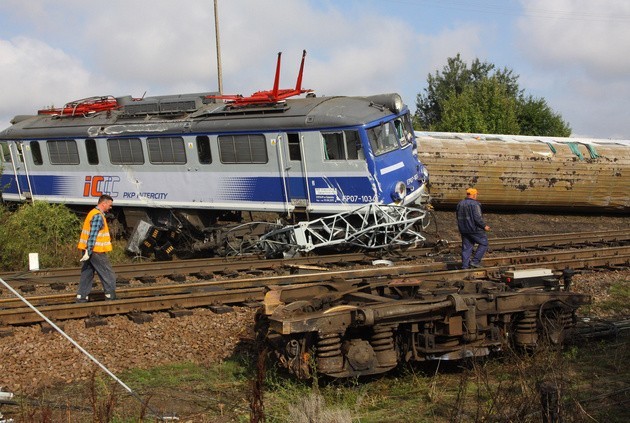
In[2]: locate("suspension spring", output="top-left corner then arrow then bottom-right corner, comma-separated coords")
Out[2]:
317,333 -> 342,358
515,311 -> 539,347
560,311 -> 574,328
517,312 -> 538,334
370,326 -> 394,352
371,325 -> 398,368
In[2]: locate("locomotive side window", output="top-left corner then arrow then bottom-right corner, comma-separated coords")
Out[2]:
147,136 -> 186,164
402,114 -> 415,146
218,134 -> 268,164
16,143 -> 24,162
323,132 -> 344,160
323,130 -> 361,160
30,141 -> 43,165
394,118 -> 411,147
287,133 -> 301,161
107,138 -> 144,165
0,142 -> 10,162
196,135 -> 212,164
85,139 -> 99,165
367,122 -> 400,156
47,140 -> 79,165
344,130 -> 361,160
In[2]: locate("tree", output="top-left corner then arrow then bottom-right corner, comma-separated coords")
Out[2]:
415,54 -> 571,136
437,77 -> 520,134
517,96 -> 571,137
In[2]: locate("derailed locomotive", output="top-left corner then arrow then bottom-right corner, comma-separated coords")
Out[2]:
257,269 -> 589,378
0,52 -> 430,257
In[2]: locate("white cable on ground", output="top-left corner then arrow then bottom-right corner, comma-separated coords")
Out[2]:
0,277 -> 175,421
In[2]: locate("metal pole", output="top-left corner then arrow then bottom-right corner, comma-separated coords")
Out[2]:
214,0 -> 223,95
0,277 -> 170,421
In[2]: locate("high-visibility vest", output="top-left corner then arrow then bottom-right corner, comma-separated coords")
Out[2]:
77,208 -> 112,253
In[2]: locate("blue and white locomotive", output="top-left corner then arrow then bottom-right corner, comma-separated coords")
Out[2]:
0,54 -> 429,256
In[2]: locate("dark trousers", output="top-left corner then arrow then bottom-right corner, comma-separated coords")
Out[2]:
460,232 -> 488,269
77,252 -> 116,299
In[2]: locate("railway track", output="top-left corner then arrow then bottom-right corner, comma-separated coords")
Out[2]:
1,228 -> 628,287
0,230 -> 628,326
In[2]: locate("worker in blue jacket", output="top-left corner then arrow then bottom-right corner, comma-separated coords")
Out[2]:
456,188 -> 491,269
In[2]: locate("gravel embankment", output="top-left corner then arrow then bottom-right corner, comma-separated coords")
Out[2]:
0,307 -> 256,394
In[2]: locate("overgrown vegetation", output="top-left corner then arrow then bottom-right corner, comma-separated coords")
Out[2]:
0,201 -> 80,271
0,201 -> 130,271
415,54 -> 572,136
597,281 -> 630,315
8,335 -> 629,422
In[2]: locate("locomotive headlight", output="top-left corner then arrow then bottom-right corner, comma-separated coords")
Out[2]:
391,181 -> 407,202
365,93 -> 404,113
419,166 -> 429,183
391,94 -> 403,113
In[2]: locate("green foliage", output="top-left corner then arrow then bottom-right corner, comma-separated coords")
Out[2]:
123,359 -> 251,390
415,53 -> 571,136
517,95 -> 572,137
437,77 -> 520,134
597,280 -> 630,315
0,201 -> 80,271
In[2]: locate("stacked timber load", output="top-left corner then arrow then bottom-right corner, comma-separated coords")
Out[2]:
416,132 -> 630,212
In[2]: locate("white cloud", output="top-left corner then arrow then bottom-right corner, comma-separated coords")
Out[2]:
517,0 -> 630,77
516,0 -> 630,137
0,37 -> 93,119
415,23 -> 486,78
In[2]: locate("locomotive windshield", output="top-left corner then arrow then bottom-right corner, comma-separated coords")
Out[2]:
367,115 -> 413,156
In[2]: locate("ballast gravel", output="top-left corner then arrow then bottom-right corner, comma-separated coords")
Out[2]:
0,307 -> 256,394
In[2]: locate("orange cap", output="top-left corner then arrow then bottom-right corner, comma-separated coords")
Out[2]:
466,188 -> 478,196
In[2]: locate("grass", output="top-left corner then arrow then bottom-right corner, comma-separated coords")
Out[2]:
7,333 -> 629,422
598,280 -> 630,315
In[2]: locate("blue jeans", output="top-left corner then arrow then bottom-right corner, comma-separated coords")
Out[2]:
77,252 -> 116,300
460,232 -> 488,269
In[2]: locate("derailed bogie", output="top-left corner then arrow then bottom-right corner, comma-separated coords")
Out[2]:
124,207 -> 248,259
259,272 -> 590,378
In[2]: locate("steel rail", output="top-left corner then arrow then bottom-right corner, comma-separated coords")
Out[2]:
1,229 -> 628,287
1,244 -> 628,307
1,244 -> 628,309
0,245 -> 628,325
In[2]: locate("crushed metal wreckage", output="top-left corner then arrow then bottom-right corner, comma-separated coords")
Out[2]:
225,204 -> 431,257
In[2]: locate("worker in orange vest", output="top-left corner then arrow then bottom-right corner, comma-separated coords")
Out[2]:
76,194 -> 117,302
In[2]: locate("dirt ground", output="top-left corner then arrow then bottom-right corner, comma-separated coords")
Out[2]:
430,209 -> 629,242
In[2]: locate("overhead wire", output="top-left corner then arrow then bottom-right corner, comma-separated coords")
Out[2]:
375,0 -> 630,23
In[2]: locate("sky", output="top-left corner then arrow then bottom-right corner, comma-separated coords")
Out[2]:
1,0 -> 629,139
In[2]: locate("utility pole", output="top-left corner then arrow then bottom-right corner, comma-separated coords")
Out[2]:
214,0 -> 223,94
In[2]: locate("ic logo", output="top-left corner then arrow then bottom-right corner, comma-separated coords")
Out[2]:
83,175 -> 120,198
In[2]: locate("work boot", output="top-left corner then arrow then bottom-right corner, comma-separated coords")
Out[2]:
104,292 -> 116,301
470,262 -> 483,269
76,295 -> 89,303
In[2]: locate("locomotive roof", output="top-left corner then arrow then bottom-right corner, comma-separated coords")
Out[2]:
0,93 -> 404,140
